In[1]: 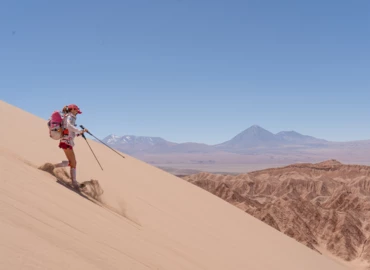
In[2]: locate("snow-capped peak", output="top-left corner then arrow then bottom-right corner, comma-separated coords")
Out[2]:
105,134 -> 121,144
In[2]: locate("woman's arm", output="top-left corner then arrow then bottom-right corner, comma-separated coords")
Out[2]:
65,115 -> 82,134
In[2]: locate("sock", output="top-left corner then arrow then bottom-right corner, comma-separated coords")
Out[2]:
70,167 -> 77,184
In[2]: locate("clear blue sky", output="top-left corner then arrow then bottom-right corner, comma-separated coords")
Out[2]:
1,0 -> 369,144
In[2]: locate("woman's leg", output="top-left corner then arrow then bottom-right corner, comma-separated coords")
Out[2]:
54,160 -> 69,168
62,148 -> 76,167
62,148 -> 79,187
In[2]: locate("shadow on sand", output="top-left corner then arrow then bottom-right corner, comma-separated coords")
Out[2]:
38,163 -> 104,204
38,162 -> 141,228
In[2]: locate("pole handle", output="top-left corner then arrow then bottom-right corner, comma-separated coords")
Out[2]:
80,125 -> 92,136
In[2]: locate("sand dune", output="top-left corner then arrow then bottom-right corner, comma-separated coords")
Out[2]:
0,100 -> 348,269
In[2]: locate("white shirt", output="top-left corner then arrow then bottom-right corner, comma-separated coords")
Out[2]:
60,113 -> 82,146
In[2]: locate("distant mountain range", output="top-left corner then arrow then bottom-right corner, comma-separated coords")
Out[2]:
101,134 -> 213,154
214,125 -> 328,152
97,125 -> 370,166
100,125 -> 330,155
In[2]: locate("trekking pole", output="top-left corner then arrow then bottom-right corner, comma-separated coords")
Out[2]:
80,125 -> 125,159
81,132 -> 104,171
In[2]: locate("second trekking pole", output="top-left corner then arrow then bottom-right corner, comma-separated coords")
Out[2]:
81,132 -> 104,170
80,125 -> 126,159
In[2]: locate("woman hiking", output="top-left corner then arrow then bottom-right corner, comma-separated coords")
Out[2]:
54,104 -> 88,189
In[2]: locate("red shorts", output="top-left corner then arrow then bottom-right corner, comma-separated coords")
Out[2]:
59,142 -> 73,150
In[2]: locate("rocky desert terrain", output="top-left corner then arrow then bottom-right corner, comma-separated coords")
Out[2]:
183,160 -> 370,268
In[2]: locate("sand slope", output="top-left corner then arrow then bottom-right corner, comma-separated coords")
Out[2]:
0,100 -> 348,269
